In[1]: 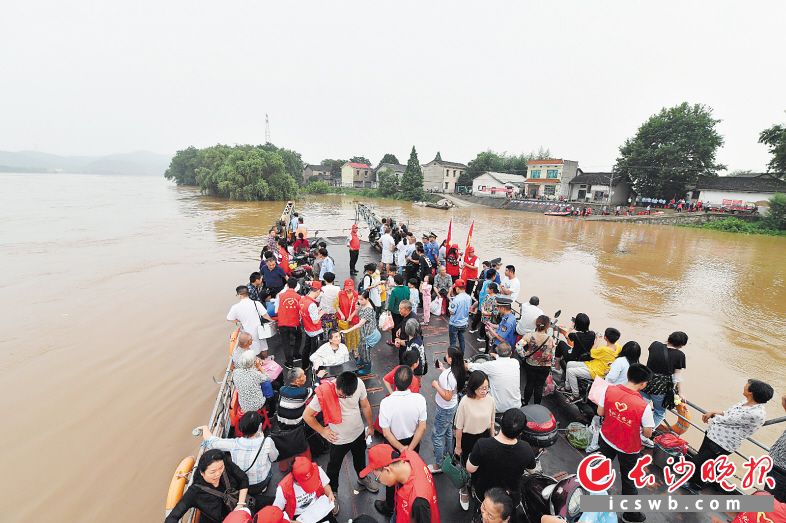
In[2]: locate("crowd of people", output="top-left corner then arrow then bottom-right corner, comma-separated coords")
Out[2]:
165,211 -> 786,523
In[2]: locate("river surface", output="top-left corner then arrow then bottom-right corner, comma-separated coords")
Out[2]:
0,173 -> 784,521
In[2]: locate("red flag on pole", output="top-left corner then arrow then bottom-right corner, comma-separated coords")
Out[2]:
446,219 -> 452,247
465,220 -> 474,251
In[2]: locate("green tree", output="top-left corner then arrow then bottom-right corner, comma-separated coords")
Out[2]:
321,159 -> 346,183
304,180 -> 331,194
458,148 -> 552,186
261,143 -> 305,185
400,146 -> 424,200
377,168 -> 400,195
377,153 -> 400,167
759,117 -> 786,178
350,156 -> 371,166
164,146 -> 201,185
615,102 -> 725,198
764,193 -> 786,230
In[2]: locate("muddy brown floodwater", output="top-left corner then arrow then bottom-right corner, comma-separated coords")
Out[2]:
0,174 -> 784,522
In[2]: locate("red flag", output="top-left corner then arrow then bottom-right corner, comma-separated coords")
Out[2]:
446,219 -> 452,247
465,221 -> 474,251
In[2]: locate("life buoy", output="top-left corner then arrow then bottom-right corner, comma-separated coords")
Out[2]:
165,456 -> 195,515
669,403 -> 690,435
228,327 -> 240,356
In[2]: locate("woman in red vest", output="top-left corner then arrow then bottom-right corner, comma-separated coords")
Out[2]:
446,244 -> 461,282
359,443 -> 440,523
460,245 -> 479,296
348,223 -> 361,275
272,456 -> 336,522
337,278 -> 360,359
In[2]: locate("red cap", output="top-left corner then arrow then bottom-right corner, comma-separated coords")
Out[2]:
351,223 -> 358,230
343,278 -> 355,290
309,281 -> 322,291
292,457 -> 322,493
253,506 -> 285,523
466,246 -> 474,254
359,443 -> 403,478
454,278 -> 466,288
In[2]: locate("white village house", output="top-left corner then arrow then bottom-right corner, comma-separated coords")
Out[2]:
693,173 -> 786,207
471,171 -> 527,198
567,172 -> 633,206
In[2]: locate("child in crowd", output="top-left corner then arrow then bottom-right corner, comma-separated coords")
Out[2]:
408,278 -> 420,315
420,275 -> 432,326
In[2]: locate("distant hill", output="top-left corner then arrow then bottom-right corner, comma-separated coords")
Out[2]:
0,150 -> 171,176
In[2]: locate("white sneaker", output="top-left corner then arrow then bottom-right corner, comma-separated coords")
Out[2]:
641,436 -> 655,448
459,487 -> 470,511
428,464 -> 442,474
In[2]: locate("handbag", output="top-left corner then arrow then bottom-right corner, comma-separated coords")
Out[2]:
441,454 -> 470,488
252,302 -> 275,340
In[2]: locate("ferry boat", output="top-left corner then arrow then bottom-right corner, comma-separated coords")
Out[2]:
164,201 -> 781,523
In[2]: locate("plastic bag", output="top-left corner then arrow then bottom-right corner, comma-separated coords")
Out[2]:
542,374 -> 556,397
566,422 -> 592,451
586,415 -> 602,453
430,296 -> 443,316
654,433 -> 689,454
378,310 -> 394,331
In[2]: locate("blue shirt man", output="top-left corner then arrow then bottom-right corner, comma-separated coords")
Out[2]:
448,279 -> 473,354
289,213 -> 299,233
489,297 -> 517,349
261,257 -> 287,293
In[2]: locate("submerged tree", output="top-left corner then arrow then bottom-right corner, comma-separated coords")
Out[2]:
759,115 -> 786,178
164,144 -> 299,201
400,146 -> 424,201
377,168 -> 400,195
615,102 -> 724,198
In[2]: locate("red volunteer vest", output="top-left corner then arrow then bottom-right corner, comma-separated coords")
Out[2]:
349,232 -> 360,250
279,247 -> 291,276
395,450 -> 440,523
300,295 -> 321,332
601,385 -> 648,453
279,465 -> 326,519
460,254 -> 478,281
276,289 -> 302,327
338,290 -> 360,325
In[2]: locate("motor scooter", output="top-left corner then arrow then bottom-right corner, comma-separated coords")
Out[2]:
549,310 -> 598,420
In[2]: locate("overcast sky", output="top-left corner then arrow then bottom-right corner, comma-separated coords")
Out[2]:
1,1 -> 784,171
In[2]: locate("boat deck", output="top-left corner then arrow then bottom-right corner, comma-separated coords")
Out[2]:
251,236 -> 734,522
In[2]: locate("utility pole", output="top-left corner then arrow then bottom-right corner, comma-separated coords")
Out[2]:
607,170 -> 615,207
265,114 -> 271,144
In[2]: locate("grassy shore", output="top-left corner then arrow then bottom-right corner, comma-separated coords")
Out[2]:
680,217 -> 786,236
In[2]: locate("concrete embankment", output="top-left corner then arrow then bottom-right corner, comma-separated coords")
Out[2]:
449,194 -> 757,225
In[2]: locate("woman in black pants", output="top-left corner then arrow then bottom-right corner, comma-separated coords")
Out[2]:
518,315 -> 556,405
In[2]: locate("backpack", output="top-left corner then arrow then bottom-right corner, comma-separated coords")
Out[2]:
358,274 -> 371,294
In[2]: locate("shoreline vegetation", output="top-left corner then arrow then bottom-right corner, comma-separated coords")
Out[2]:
301,180 -> 441,203
681,216 -> 786,236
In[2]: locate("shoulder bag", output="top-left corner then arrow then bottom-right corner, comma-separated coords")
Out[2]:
252,301 -> 275,340
194,467 -> 256,512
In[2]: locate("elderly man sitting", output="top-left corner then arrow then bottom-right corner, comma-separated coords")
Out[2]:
467,342 -> 522,413
277,367 -> 314,429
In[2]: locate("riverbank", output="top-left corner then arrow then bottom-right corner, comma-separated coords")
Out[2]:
680,216 -> 786,236
303,182 -> 442,203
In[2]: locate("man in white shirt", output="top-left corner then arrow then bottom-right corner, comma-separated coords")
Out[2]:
467,342 -> 522,412
310,330 -> 350,376
377,365 -> 428,516
499,265 -> 521,304
226,285 -> 273,356
396,237 -> 408,275
380,227 -> 396,273
516,296 -> 544,334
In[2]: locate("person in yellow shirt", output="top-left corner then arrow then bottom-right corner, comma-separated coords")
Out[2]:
563,328 -> 622,399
